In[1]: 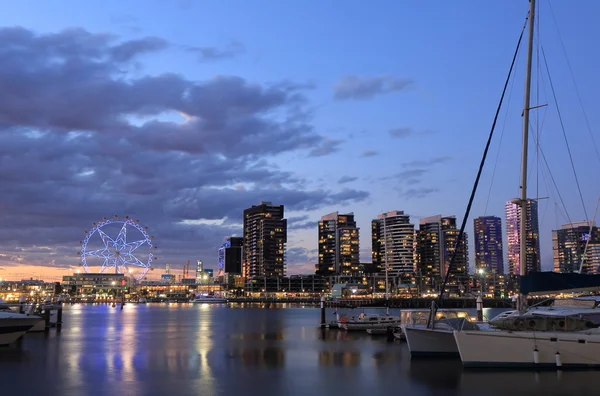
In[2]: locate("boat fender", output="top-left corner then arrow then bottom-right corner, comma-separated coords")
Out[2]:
555,351 -> 562,367
528,319 -> 536,329
516,318 -> 525,330
533,348 -> 539,364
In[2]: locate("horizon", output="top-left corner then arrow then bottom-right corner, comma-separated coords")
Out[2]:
0,0 -> 599,280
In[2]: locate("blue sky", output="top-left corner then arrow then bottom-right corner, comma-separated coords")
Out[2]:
0,0 -> 599,278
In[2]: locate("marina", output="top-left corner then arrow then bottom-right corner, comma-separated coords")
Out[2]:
2,304 -> 600,396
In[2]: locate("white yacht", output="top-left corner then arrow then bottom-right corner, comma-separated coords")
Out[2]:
0,310 -> 44,345
191,295 -> 228,303
402,310 -> 475,355
454,297 -> 600,368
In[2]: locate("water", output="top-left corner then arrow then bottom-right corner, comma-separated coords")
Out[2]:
1,304 -> 599,396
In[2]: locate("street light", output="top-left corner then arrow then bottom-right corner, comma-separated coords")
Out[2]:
477,268 -> 485,296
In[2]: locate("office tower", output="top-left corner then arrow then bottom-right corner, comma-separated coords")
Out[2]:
218,237 -> 244,274
417,215 -> 468,288
317,212 -> 359,275
242,202 -> 287,278
505,199 -> 540,275
473,216 -> 504,274
553,221 -> 600,274
371,210 -> 415,277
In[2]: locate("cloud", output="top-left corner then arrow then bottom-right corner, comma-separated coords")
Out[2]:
188,41 -> 245,62
0,26 -> 368,274
361,150 -> 378,157
288,216 -> 318,230
389,127 -> 412,138
308,138 -> 342,157
402,156 -> 452,168
398,187 -> 439,199
389,127 -> 435,139
338,176 -> 358,184
333,75 -> 413,100
286,247 -> 318,274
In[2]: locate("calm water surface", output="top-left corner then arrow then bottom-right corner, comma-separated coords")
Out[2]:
0,304 -> 599,396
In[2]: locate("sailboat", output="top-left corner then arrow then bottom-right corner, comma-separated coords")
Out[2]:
453,0 -> 600,368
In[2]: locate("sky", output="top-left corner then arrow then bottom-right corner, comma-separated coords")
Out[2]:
0,0 -> 599,281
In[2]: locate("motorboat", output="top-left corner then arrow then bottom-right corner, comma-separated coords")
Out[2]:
138,297 -> 147,304
0,309 -> 43,345
337,312 -> 401,331
190,295 -> 228,303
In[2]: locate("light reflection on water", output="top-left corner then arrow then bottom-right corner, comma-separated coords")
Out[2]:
1,304 -> 600,396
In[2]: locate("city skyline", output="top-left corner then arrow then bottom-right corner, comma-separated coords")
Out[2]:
0,1 -> 599,280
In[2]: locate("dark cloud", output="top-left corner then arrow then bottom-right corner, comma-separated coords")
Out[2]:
338,176 -> 358,184
389,127 -> 412,138
286,247 -> 318,274
389,127 -> 434,139
399,187 -> 439,199
402,156 -> 452,168
361,150 -> 378,157
333,75 -> 413,100
288,216 -> 318,231
188,41 -> 245,62
0,27 -> 369,273
308,138 -> 342,157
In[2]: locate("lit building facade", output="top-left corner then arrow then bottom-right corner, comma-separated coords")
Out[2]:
317,212 -> 359,276
505,199 -> 541,275
416,215 -> 468,294
553,221 -> 600,274
473,216 -> 504,274
243,202 -> 287,278
371,210 -> 415,277
218,237 -> 244,274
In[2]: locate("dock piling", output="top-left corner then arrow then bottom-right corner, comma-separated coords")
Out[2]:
320,296 -> 326,328
476,295 -> 483,322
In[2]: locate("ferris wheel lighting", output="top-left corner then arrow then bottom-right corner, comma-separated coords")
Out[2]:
80,218 -> 155,281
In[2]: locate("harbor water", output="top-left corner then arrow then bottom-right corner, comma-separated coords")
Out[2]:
1,304 -> 599,396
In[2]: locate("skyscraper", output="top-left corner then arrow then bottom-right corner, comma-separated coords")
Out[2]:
553,221 -> 600,274
505,199 -> 540,275
218,237 -> 244,274
242,202 -> 287,278
417,215 -> 468,290
473,216 -> 504,274
372,211 -> 415,277
317,212 -> 359,275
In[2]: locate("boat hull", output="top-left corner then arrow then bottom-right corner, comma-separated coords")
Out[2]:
404,327 -> 458,357
454,329 -> 600,368
339,320 -> 402,331
191,299 -> 228,303
0,316 -> 42,346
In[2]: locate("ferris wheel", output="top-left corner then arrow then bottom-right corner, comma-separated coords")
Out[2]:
79,216 -> 157,281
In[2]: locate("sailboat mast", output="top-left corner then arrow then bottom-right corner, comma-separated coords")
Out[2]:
383,214 -> 389,301
519,0 -> 536,277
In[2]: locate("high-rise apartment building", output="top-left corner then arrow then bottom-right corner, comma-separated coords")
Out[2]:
416,215 -> 468,290
553,221 -> 600,274
218,237 -> 244,274
371,211 -> 415,277
473,216 -> 504,274
505,199 -> 540,275
317,212 -> 359,275
242,202 -> 287,278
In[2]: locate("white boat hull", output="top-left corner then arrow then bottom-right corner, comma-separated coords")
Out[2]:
454,329 -> 600,368
0,316 -> 42,345
404,327 -> 458,357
